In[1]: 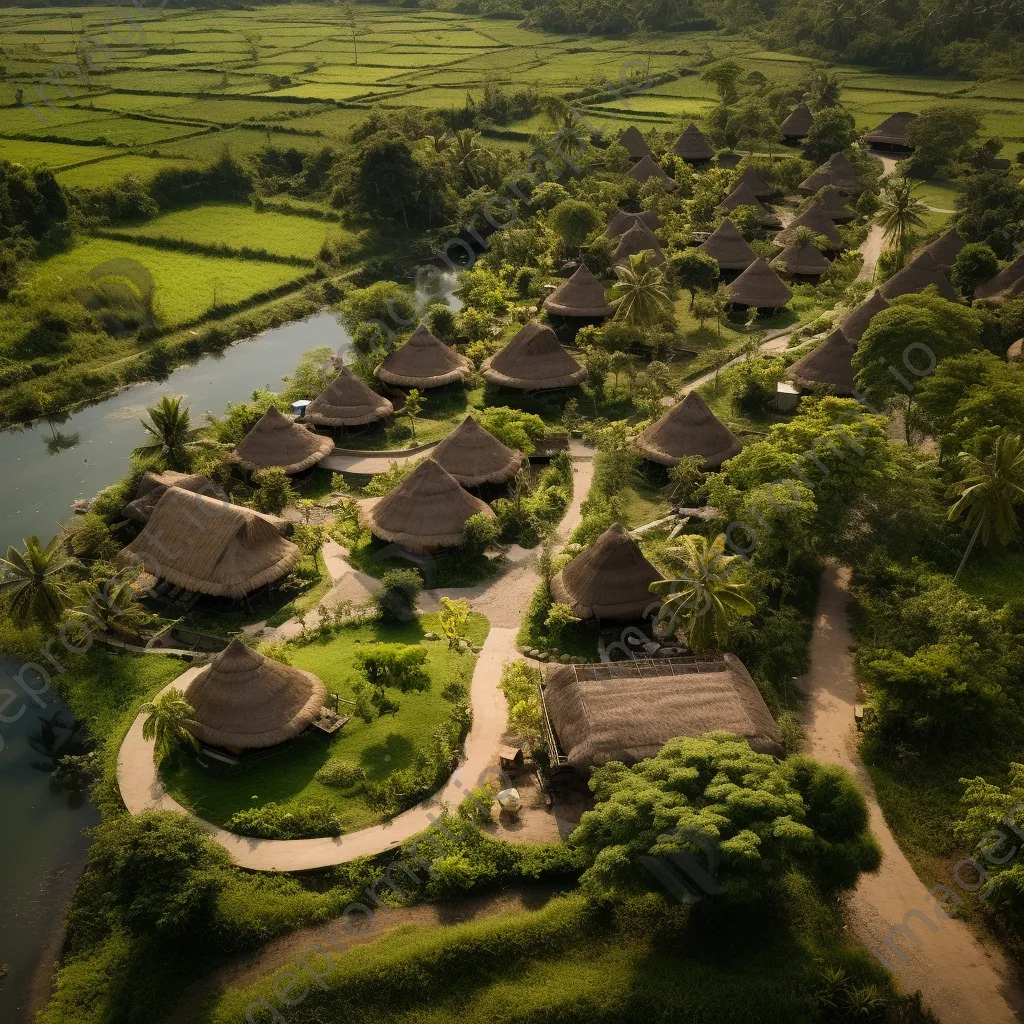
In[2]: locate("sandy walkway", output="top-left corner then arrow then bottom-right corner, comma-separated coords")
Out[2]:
800,566 -> 1024,1024
321,443 -> 437,475
859,222 -> 885,283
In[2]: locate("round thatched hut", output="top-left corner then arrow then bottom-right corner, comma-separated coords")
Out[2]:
605,207 -> 660,239
785,330 -> 857,395
780,103 -> 813,142
613,222 -> 666,266
367,458 -> 495,553
862,112 -> 917,152
838,289 -> 889,345
482,322 -> 587,390
799,152 -> 862,195
776,203 -> 844,252
771,240 -> 830,282
698,218 -> 758,273
550,523 -> 663,621
305,366 -> 393,428
636,391 -> 742,469
814,186 -> 856,224
920,227 -> 965,272
719,183 -> 781,229
974,255 -> 1024,302
184,639 -> 327,753
726,257 -> 793,312
430,416 -> 522,488
618,126 -> 652,162
880,251 -> 959,303
625,155 -> 677,189
736,167 -> 774,199
232,406 -> 334,475
542,264 -> 614,318
375,326 -> 471,389
123,471 -> 213,524
671,123 -> 714,164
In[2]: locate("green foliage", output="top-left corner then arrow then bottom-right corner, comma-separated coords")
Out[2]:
425,302 -> 458,341
544,601 -> 582,643
133,396 -> 207,472
68,514 -> 116,560
337,281 -> 417,358
951,242 -> 1000,296
375,568 -> 424,622
225,801 -> 344,839
314,759 -> 367,787
906,106 -> 982,177
548,198 -> 602,252
140,688 -> 199,761
249,466 -> 294,515
499,660 -> 543,744
669,247 -> 720,307
355,642 -> 429,719
438,596 -> 472,649
804,106 -> 857,163
0,533 -> 80,627
461,511 -> 500,556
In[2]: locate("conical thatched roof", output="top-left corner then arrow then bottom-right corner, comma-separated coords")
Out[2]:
720,183 -> 780,227
800,152 -> 862,194
636,391 -> 742,469
429,416 -> 522,487
305,367 -> 393,428
482,321 -> 587,390
736,167 -> 774,198
781,103 -> 813,140
618,126 -> 652,162
786,329 -> 857,395
727,257 -> 793,309
699,218 -> 758,271
625,155 -> 677,189
777,203 -> 844,250
375,326 -> 471,388
542,264 -> 615,317
233,406 -> 334,475
838,289 -> 889,344
921,227 -> 965,272
123,471 -> 212,524
880,251 -> 959,302
119,488 -> 299,599
975,254 -> 1024,301
613,222 -> 665,266
542,654 -> 783,769
605,207 -> 660,239
816,186 -> 855,223
184,639 -> 327,751
771,241 -> 830,277
368,458 -> 494,550
863,112 -> 917,148
550,523 -> 663,620
671,123 -> 714,162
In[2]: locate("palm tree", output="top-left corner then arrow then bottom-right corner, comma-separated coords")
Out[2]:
447,128 -> 488,187
140,688 -> 199,760
0,535 -> 80,626
133,396 -> 205,471
877,175 -> 928,254
72,573 -> 151,638
611,253 -> 672,329
649,533 -> 755,652
947,432 -> 1024,581
804,67 -> 842,107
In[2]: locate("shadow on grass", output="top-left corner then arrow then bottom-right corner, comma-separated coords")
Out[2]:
360,732 -> 417,777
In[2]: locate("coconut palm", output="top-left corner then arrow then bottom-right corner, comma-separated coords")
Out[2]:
140,688 -> 199,760
133,396 -> 206,471
649,533 -> 755,651
72,573 -> 151,638
447,128 -> 489,187
948,431 -> 1024,581
0,535 -> 80,626
804,67 -> 843,107
611,253 -> 672,329
877,175 -> 928,253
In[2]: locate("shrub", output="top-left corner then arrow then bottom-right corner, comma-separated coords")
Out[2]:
461,512 -> 500,556
354,643 -> 430,719
375,568 -> 424,622
499,660 -> 543,744
479,406 -> 547,456
250,467 -> 293,514
69,513 -> 116,559
226,801 -> 344,839
545,602 -> 581,644
314,759 -> 367,788
438,596 -> 472,649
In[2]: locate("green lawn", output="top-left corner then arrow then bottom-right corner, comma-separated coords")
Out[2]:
958,546 -> 1024,609
161,611 -> 489,832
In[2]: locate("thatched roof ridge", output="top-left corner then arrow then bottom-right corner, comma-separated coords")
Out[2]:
786,329 -> 857,394
185,639 -> 326,750
482,321 -> 587,389
305,366 -> 393,428
542,264 -> 615,317
727,257 -> 793,309
123,471 -> 213,524
777,203 -> 844,250
720,183 -> 780,227
429,416 -> 522,487
551,523 -> 663,621
612,222 -> 665,266
618,126 -> 652,162
736,167 -> 774,198
375,326 -> 471,388
233,406 -> 334,475
605,207 -> 660,239
625,155 -> 677,189
780,103 -> 813,139
671,123 -> 714,162
771,241 -> 830,277
920,227 -> 965,272
119,488 -> 299,599
368,458 -> 494,550
699,218 -> 757,271
863,111 -> 917,147
636,391 -> 742,469
815,186 -> 855,223
542,654 -> 784,769
880,251 -> 959,302
800,152 -> 862,194
838,289 -> 889,344
975,254 -> 1024,301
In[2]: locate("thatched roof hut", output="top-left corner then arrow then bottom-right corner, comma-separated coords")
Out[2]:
880,251 -> 959,302
482,321 -> 587,390
119,488 -> 299,599
785,329 -> 857,395
920,227 -> 965,272
551,523 -> 662,621
123,471 -> 213,524
1008,339 -> 1023,362
305,367 -> 393,428
726,257 -> 793,310
612,222 -> 666,267
720,183 -> 781,228
636,391 -> 742,469
974,255 -> 1024,301
781,103 -> 813,141
800,152 -> 862,194
776,203 -> 844,251
838,289 -> 889,344
815,186 -> 856,224
184,639 -> 326,752
671,123 -> 714,163
699,218 -> 757,271
736,167 -> 774,199
605,207 -> 660,239
375,326 -> 471,389
429,416 -> 522,488
541,654 -> 784,769
233,406 -> 334,475
367,458 -> 494,552
542,264 -> 615,318
625,155 -> 677,189
771,241 -> 830,279
618,126 -> 652,162
863,112 -> 917,151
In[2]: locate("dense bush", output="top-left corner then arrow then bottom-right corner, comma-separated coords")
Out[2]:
225,801 -> 344,839
313,759 -> 367,788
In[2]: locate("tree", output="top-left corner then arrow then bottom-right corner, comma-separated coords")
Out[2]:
446,128 -> 491,188
951,242 -> 999,298
404,387 -> 423,440
250,467 -> 294,515
338,281 -> 417,357
74,573 -> 150,638
479,406 -> 546,456
803,67 -> 841,109
700,59 -> 743,105
133,396 -> 206,471
954,172 -> 1024,258
804,105 -> 857,162
293,522 -> 326,569
611,253 -> 672,328
354,643 -> 429,718
727,98 -> 780,158
548,198 -> 602,252
667,454 -> 706,505
668,248 -> 720,308
906,106 -> 982,177
649,533 -> 755,651
0,534 -> 79,626
243,31 -> 262,62
438,596 -> 471,650
876,174 -> 928,254
375,568 -> 423,622
569,734 -> 880,903
140,688 -> 199,760
947,431 -> 1024,580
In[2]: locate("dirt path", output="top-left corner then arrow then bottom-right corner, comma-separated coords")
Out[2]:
859,222 -> 885,283
800,566 -> 1024,1024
